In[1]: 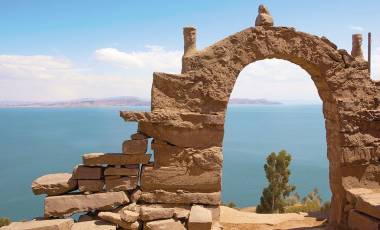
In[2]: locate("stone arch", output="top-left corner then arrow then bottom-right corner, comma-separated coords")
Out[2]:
121,6 -> 380,229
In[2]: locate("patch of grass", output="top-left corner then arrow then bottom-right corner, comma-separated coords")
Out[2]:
0,217 -> 11,227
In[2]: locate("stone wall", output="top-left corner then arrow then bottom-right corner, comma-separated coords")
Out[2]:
121,5 -> 380,229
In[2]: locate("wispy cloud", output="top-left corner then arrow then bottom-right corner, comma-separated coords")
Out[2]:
94,45 -> 182,72
349,25 -> 364,31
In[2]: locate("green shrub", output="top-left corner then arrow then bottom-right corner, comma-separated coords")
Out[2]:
221,201 -> 237,208
0,217 -> 11,227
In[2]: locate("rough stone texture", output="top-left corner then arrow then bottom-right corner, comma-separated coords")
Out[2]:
72,165 -> 103,180
355,192 -> 380,219
141,143 -> 222,192
140,190 -> 220,205
78,179 -> 104,192
140,206 -> 175,221
130,189 -> 142,203
255,4 -> 273,27
44,191 -> 129,217
98,212 -> 140,230
144,219 -> 186,230
348,210 -> 380,230
31,173 -> 77,196
120,209 -> 139,223
104,165 -> 139,176
83,153 -> 151,165
122,139 -> 148,154
351,34 -> 364,61
105,176 -> 138,191
71,220 -> 116,230
188,205 -> 212,230
1,219 -> 74,230
131,132 -> 148,140
119,5 -> 380,229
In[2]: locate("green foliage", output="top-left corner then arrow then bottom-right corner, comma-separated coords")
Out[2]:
256,150 -> 296,213
284,188 -> 329,214
0,217 -> 11,227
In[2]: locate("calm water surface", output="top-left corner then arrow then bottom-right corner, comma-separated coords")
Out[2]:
0,105 -> 329,220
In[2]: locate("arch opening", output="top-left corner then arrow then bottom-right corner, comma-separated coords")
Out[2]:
222,59 -> 331,211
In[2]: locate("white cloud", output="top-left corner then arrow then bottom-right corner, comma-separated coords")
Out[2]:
94,45 -> 182,72
231,59 -> 321,103
349,25 -> 364,31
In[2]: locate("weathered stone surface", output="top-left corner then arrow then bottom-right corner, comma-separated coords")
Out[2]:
131,132 -> 148,140
73,165 -> 103,180
255,4 -> 273,26
104,165 -> 139,176
348,210 -> 380,230
44,191 -> 129,217
32,173 -> 77,196
140,206 -> 175,221
122,139 -> 147,154
83,153 -> 151,165
140,190 -> 220,205
105,176 -> 138,191
355,192 -> 380,219
98,212 -> 140,230
1,219 -> 74,230
71,220 -> 116,230
120,209 -> 139,223
144,219 -> 185,230
78,179 -> 104,192
141,144 -> 222,192
130,189 -> 142,203
188,205 -> 212,230
351,34 -> 364,61
346,187 -> 374,204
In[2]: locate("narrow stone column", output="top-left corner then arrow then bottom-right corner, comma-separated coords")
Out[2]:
351,34 -> 364,61
183,26 -> 196,56
182,26 -> 197,73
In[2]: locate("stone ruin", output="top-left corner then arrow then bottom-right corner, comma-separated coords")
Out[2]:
3,4 -> 380,230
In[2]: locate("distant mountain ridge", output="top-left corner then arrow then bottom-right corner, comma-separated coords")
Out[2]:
0,96 -> 281,107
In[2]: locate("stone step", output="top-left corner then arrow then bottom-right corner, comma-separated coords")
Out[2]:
355,192 -> 380,219
44,191 -> 129,217
83,153 -> 151,166
188,205 -> 213,230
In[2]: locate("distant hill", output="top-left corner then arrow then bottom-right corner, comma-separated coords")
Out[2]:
229,98 -> 281,105
0,97 -> 281,108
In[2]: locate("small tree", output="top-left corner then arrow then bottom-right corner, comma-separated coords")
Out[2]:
256,150 -> 295,213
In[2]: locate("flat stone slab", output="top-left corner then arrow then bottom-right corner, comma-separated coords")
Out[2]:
355,192 -> 380,219
78,179 -> 104,192
44,191 -> 129,217
1,218 -> 74,230
73,165 -> 103,180
122,139 -> 148,154
32,173 -> 77,196
140,206 -> 175,221
83,153 -> 151,165
104,165 -> 139,176
188,205 -> 212,230
140,190 -> 220,205
71,220 -> 116,230
98,212 -> 140,230
105,176 -> 138,191
120,209 -> 139,223
348,210 -> 380,230
144,219 -> 185,230
346,187 -> 374,204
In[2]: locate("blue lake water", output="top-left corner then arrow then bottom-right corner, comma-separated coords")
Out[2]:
0,105 -> 330,221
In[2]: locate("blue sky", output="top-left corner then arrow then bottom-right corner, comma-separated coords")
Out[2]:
0,0 -> 379,103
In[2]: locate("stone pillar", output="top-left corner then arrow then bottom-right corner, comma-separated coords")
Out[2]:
182,27 -> 197,73
351,34 -> 364,61
183,27 -> 196,56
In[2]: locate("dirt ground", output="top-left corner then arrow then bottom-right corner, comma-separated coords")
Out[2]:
218,206 -> 326,230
